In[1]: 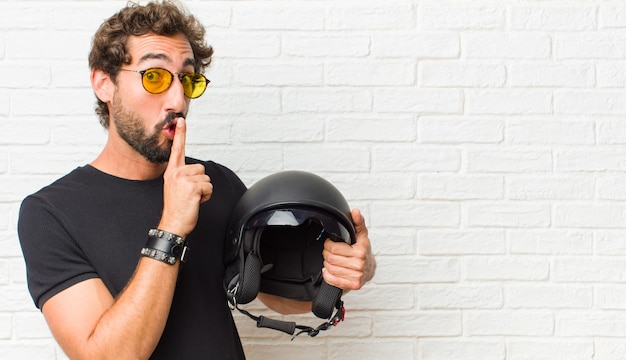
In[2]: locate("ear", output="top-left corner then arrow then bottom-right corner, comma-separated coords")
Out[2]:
90,68 -> 114,103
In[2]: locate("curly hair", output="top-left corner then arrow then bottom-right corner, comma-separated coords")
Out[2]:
88,0 -> 214,128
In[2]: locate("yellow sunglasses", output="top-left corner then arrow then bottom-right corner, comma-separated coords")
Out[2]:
119,67 -> 210,99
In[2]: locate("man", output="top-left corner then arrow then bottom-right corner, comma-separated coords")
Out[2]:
17,1 -> 375,359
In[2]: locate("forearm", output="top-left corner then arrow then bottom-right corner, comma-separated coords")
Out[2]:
56,258 -> 179,360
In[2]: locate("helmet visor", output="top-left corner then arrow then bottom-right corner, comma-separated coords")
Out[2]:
246,208 -> 353,245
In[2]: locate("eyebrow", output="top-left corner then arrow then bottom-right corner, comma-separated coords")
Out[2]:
138,53 -> 196,68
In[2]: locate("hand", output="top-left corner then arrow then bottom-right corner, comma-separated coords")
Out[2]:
321,208 -> 376,291
159,117 -> 213,238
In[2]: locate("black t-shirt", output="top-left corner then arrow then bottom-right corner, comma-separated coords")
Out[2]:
18,158 -> 247,359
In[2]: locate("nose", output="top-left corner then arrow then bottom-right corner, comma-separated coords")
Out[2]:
163,75 -> 188,113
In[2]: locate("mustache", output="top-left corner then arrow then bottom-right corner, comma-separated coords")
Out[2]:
156,112 -> 186,130
165,112 -> 185,125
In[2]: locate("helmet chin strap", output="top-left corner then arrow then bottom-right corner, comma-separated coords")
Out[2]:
233,298 -> 346,340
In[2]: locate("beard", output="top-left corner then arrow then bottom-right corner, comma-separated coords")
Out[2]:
110,93 -> 180,164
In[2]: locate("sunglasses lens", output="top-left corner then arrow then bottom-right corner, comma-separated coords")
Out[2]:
142,69 -> 172,94
182,73 -> 208,99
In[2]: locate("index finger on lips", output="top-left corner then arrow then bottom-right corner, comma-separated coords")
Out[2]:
168,117 -> 186,168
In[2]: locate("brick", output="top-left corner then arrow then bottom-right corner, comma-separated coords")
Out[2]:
555,90 -> 626,115
14,312 -> 52,339
597,61 -> 626,88
419,117 -> 503,144
327,173 -> 416,200
464,257 -> 549,281
375,89 -> 463,114
209,33 -> 280,58
555,34 -> 626,59
283,146 -> 370,172
420,339 -> 504,360
419,174 -> 503,200
466,89 -> 552,115
327,3 -> 416,30
509,230 -> 593,255
206,147 -> 284,173
187,3 -> 232,29
234,63 -> 323,87
555,204 -> 626,228
0,286 -> 36,312
8,31 -> 91,60
11,90 -> 94,116
557,312 -> 626,337
419,61 -> 505,88
373,146 -> 461,172
556,149 -> 626,172
234,4 -> 324,30
0,206 -> 8,231
374,311 -> 461,337
465,33 -> 551,59
0,260 -> 8,285
418,284 -> 503,309
594,340 -> 626,360
0,62 -> 50,89
327,116 -> 416,142
284,34 -> 370,57
467,203 -> 551,228
467,311 -> 554,336
509,62 -> 594,87
599,5 -> 626,28
49,3 -> 121,30
0,91 -> 8,116
510,6 -> 596,30
598,119 -> 626,143
371,33 -> 459,58
326,61 -> 416,86
0,314 -> 11,340
507,285 -> 592,309
50,62 -> 91,88
596,230 -> 626,255
0,343 -> 56,359
506,119 -> 595,145
370,228 -> 416,256
193,89 -> 281,115
343,286 -> 414,310
507,341 -> 594,360
419,5 -> 505,30
418,230 -> 505,255
468,149 -> 552,173
0,5 -> 47,30
554,258 -> 626,282
283,89 -> 371,113
233,116 -> 322,143
595,286 -> 626,310
375,256 -> 459,283
597,176 -> 626,200
372,202 -> 460,228
507,175 -> 594,200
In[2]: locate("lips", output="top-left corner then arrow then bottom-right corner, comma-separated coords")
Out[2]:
163,119 -> 178,140
162,112 -> 185,140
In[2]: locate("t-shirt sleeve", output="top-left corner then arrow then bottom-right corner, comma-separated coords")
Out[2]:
18,195 -> 99,309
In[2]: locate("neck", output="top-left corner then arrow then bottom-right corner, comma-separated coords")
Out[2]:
91,136 -> 168,181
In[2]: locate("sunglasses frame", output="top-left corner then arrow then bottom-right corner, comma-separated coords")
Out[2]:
119,67 -> 210,99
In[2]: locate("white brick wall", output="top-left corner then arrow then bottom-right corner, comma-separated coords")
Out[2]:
5,0 -> 626,359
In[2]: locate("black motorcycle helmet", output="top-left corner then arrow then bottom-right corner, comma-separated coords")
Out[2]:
224,171 -> 355,337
